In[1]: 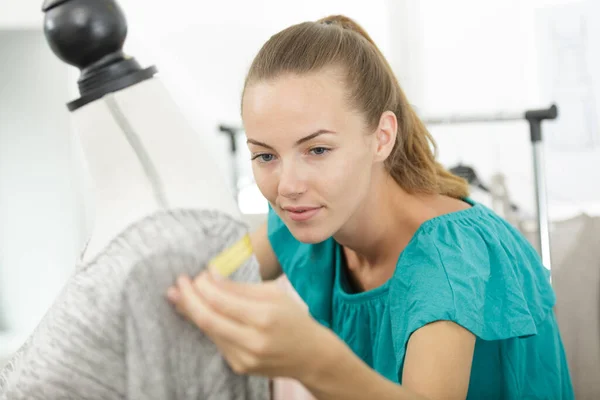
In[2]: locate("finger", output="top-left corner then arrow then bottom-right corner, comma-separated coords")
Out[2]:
168,278 -> 262,371
206,274 -> 283,301
176,275 -> 256,344
209,333 -> 260,373
193,274 -> 269,326
166,286 -> 189,315
166,286 -> 180,303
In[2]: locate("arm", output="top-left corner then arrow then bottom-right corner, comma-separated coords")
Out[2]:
249,221 -> 283,281
302,321 -> 475,400
402,321 -> 475,399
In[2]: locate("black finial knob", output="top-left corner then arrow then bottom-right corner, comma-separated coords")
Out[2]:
42,0 -> 157,111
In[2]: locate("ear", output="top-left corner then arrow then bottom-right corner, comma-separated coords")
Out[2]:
373,111 -> 397,163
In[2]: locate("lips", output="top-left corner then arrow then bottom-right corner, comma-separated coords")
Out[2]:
282,206 -> 322,222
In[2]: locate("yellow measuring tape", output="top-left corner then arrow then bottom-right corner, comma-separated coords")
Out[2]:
208,234 -> 253,277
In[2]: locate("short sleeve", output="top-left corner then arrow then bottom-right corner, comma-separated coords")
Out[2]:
389,213 -> 556,374
266,205 -> 337,326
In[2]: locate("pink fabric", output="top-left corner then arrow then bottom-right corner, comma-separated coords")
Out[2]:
272,377 -> 314,400
272,276 -> 315,400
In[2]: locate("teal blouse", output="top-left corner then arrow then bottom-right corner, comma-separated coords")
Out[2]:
267,198 -> 574,399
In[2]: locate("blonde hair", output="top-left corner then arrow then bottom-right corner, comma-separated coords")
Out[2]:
242,15 -> 469,198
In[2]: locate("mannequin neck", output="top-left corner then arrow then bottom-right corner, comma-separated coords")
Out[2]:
72,78 -> 239,262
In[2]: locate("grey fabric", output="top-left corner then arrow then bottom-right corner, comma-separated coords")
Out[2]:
551,215 -> 600,400
0,209 -> 269,400
523,214 -> 600,400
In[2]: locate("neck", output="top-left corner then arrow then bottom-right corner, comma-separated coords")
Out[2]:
73,78 -> 239,262
333,173 -> 434,268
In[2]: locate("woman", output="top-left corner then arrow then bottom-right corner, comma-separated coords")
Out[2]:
167,15 -> 574,400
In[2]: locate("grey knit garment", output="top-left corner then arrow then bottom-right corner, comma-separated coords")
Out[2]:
0,209 -> 270,400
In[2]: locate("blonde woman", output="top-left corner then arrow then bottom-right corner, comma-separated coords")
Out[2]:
168,15 -> 574,400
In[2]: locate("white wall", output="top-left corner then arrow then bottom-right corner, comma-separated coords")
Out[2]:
0,0 -> 44,30
414,0 -> 600,220
531,0 -> 600,217
0,30 -> 78,335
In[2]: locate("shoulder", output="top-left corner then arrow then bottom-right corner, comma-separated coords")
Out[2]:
389,201 -> 555,356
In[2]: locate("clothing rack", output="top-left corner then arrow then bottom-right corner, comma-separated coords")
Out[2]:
422,104 -> 558,272
218,124 -> 241,199
218,103 -> 558,272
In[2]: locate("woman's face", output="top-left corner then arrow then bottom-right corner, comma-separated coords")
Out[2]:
242,68 -> 387,243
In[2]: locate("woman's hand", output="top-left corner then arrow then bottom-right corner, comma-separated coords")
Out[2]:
166,272 -> 328,381
166,274 -> 435,400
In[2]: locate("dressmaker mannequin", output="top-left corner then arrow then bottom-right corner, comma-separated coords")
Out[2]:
0,1 -> 267,399
73,76 -> 240,262
45,0 -> 240,261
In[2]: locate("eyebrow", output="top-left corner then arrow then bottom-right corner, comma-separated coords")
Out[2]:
246,129 -> 336,150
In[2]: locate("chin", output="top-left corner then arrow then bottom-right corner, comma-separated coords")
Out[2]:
287,224 -> 333,244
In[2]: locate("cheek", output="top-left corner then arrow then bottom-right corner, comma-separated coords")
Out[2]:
252,165 -> 277,201
322,150 -> 373,203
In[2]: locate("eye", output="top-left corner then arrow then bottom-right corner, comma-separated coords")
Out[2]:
251,153 -> 276,163
310,147 -> 330,156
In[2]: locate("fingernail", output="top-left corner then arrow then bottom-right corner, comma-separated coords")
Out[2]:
177,274 -> 190,286
166,287 -> 180,302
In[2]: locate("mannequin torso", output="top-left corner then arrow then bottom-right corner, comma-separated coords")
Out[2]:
72,77 -> 240,262
0,76 -> 268,400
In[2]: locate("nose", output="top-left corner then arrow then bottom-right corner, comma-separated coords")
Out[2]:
277,160 -> 307,200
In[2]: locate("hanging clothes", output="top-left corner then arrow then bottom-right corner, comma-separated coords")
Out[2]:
550,214 -> 600,400
521,213 -> 600,399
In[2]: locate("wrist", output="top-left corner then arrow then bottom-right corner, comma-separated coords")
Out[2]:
298,324 -> 347,390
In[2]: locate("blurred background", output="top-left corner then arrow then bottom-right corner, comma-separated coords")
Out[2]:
1,0 -> 599,390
